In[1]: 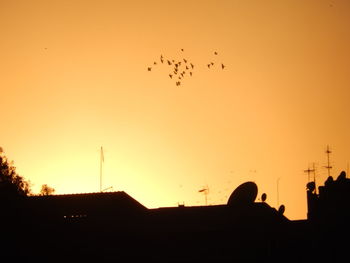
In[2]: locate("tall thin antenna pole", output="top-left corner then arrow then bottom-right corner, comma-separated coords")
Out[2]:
100,146 -> 104,192
325,145 -> 332,177
347,162 -> 349,178
312,163 -> 317,194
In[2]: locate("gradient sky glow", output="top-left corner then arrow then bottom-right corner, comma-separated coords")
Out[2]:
1,0 -> 350,220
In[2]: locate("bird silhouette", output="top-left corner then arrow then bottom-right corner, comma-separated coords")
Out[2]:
148,49 -> 224,86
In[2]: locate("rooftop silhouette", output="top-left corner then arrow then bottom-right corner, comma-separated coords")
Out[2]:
2,171 -> 350,262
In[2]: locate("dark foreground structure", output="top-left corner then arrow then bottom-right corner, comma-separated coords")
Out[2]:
2,172 -> 350,262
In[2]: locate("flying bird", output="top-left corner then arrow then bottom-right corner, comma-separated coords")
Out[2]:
153,62 -> 157,65
190,63 -> 194,69
181,48 -> 184,52
167,60 -> 172,65
190,72 -> 193,76
207,64 -> 211,68
147,67 -> 152,71
211,62 -> 214,66
169,74 -> 173,79
214,51 -> 218,55
221,63 -> 225,69
183,59 -> 187,63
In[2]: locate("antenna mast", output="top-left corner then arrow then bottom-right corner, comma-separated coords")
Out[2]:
304,166 -> 314,183
324,145 -> 332,177
312,163 -> 316,192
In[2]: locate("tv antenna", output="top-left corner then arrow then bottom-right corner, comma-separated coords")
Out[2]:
324,145 -> 332,177
198,185 -> 209,206
304,163 -> 316,182
304,163 -> 317,193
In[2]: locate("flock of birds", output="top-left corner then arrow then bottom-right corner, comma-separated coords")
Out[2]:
147,49 -> 225,86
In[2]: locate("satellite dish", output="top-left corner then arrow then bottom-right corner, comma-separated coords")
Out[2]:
227,181 -> 258,206
278,205 -> 285,215
261,193 -> 267,202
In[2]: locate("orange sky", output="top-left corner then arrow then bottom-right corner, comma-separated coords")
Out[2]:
1,0 -> 350,220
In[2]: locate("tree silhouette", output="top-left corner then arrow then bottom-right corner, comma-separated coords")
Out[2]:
0,147 -> 31,198
40,184 -> 55,196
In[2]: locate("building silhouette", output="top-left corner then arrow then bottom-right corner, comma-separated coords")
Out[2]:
2,173 -> 350,262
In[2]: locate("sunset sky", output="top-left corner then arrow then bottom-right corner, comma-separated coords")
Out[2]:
1,0 -> 350,220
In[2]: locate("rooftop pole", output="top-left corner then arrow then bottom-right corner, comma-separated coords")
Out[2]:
325,145 -> 332,178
